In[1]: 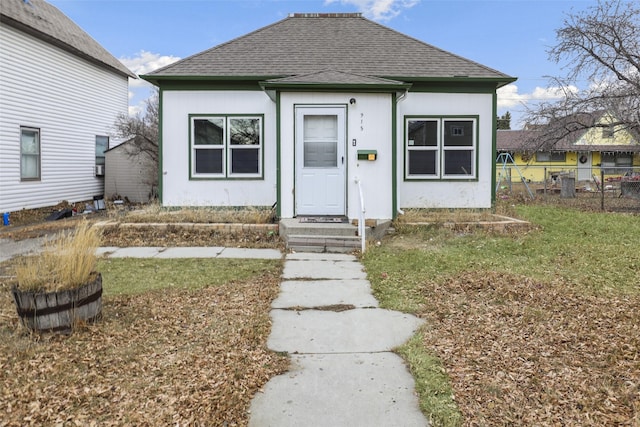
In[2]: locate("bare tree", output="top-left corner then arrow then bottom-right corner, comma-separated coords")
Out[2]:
523,0 -> 640,149
112,89 -> 159,196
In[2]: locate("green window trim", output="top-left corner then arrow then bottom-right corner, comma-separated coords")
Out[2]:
404,116 -> 478,180
189,114 -> 264,180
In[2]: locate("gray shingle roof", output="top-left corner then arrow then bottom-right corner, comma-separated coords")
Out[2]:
145,13 -> 514,83
496,130 -> 640,153
1,0 -> 135,78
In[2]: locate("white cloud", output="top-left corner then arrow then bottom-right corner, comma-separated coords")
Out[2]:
119,51 -> 181,88
118,51 -> 181,116
497,83 -> 579,109
324,0 -> 418,21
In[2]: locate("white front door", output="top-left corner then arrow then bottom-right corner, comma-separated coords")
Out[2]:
577,151 -> 592,181
295,106 -> 346,216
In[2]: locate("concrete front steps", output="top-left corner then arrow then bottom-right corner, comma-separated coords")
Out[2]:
279,218 -> 390,253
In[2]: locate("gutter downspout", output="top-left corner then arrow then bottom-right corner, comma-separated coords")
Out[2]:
395,89 -> 408,217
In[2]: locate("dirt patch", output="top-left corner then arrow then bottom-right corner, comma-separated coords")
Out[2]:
418,271 -> 640,425
0,270 -> 288,426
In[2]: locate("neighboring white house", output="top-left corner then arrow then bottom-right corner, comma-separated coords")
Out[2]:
105,138 -> 157,203
142,13 -> 515,221
0,0 -> 135,213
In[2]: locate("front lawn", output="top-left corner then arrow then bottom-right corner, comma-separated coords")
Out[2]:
0,258 -> 288,426
363,205 -> 640,426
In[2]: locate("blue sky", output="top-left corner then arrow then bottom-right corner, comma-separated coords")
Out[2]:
49,0 -> 600,128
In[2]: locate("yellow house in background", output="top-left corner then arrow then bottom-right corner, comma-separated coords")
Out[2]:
497,112 -> 640,183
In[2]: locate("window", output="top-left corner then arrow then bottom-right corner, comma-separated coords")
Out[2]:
191,115 -> 262,178
602,124 -> 614,139
601,153 -> 632,174
535,151 -> 566,162
96,136 -> 108,166
20,127 -> 40,180
406,118 -> 476,179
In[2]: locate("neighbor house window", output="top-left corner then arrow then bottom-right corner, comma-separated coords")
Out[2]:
602,124 -> 614,138
405,117 -> 476,179
96,136 -> 108,166
601,153 -> 632,174
535,151 -> 566,162
191,115 -> 262,178
20,127 -> 40,180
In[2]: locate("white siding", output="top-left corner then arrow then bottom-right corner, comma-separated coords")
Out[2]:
0,25 -> 129,212
161,90 -> 277,207
397,92 -> 495,209
105,145 -> 155,203
279,92 -> 393,220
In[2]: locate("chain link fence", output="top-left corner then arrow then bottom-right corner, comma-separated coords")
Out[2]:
496,165 -> 640,212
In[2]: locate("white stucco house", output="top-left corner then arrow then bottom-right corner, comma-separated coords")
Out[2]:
142,13 -> 515,221
0,0 -> 135,213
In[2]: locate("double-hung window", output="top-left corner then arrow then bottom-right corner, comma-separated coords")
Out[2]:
191,115 -> 262,178
535,151 -> 566,162
20,127 -> 40,180
602,153 -> 632,175
96,136 -> 108,167
405,117 -> 476,179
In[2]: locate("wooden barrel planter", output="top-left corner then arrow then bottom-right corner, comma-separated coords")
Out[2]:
11,273 -> 103,333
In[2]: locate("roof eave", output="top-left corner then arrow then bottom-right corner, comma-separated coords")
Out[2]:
1,14 -> 137,79
259,81 -> 412,91
387,76 -> 517,88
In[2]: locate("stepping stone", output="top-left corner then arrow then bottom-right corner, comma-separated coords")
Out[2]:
249,353 -> 428,427
272,279 -> 379,309
268,308 -> 424,353
283,259 -> 367,280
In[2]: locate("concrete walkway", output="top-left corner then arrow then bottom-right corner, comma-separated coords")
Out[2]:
2,240 -> 428,425
249,253 -> 428,427
95,246 -> 282,259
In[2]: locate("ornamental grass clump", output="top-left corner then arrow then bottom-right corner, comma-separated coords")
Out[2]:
15,220 -> 101,292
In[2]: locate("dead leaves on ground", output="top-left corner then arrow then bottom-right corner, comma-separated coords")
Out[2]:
0,271 -> 288,426
100,226 -> 282,250
420,271 -> 639,426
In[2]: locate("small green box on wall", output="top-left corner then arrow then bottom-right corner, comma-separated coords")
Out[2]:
357,150 -> 377,161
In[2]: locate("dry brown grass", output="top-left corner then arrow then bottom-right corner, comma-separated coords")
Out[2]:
14,221 -> 101,292
419,271 -> 640,426
0,268 -> 288,426
396,208 -> 498,224
118,204 -> 276,224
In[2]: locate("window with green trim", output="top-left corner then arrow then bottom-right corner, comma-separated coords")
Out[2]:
191,116 -> 262,178
405,118 -> 476,179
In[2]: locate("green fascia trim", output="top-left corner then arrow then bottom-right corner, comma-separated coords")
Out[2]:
155,81 -> 264,91
187,113 -> 266,181
402,115 -> 480,182
260,82 -> 412,92
391,92 -> 398,220
275,92 -> 282,218
408,83 -> 500,93
491,92 -> 498,205
140,74 -> 282,84
386,76 -> 517,88
158,89 -> 164,204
